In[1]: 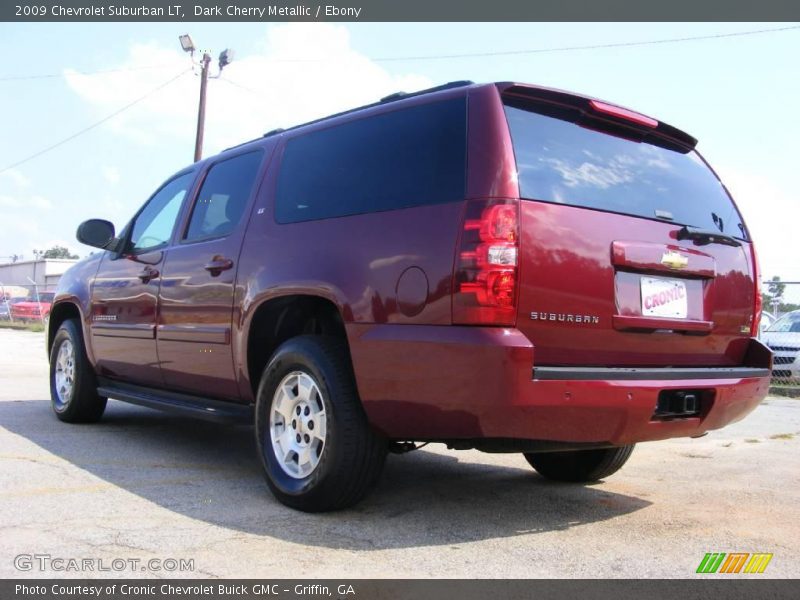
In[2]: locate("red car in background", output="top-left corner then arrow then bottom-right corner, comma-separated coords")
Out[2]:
11,292 -> 55,323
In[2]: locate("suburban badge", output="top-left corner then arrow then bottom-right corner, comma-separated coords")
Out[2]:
530,311 -> 600,325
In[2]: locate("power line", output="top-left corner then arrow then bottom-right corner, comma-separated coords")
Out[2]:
363,24 -> 800,62
1,24 -> 796,173
0,69 -> 190,176
3,24 -> 797,82
266,24 -> 800,63
377,24 -> 800,62
0,64 -> 178,82
203,24 -> 800,98
217,76 -> 267,98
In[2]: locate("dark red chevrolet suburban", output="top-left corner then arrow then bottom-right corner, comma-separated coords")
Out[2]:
48,81 -> 772,511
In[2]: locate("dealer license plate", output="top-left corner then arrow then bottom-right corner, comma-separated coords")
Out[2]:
640,276 -> 688,318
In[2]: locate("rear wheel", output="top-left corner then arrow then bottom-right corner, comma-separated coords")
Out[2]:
524,445 -> 635,482
49,318 -> 107,423
255,336 -> 387,512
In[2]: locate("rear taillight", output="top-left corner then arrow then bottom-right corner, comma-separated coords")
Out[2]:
453,199 -> 519,326
750,244 -> 763,337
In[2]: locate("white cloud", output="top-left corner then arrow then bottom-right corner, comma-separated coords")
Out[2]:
102,166 -> 121,185
0,168 -> 50,211
0,195 -> 52,210
717,166 -> 800,300
0,212 -> 40,236
64,24 -> 432,154
0,169 -> 31,189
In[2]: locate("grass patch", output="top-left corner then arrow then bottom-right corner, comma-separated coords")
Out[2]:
769,385 -> 800,399
0,321 -> 45,333
744,438 -> 761,444
769,433 -> 795,441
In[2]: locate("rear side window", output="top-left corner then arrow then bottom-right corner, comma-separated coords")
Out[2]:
503,100 -> 747,239
185,150 -> 263,241
275,97 -> 467,223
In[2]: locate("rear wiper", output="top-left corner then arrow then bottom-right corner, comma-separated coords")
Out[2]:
676,225 -> 741,247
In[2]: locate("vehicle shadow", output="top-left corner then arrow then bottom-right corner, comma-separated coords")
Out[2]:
1,399 -> 652,550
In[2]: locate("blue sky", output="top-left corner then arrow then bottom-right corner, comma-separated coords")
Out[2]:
0,22 -> 798,298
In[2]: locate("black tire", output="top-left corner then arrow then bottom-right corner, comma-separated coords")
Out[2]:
524,445 -> 635,482
255,335 -> 387,512
49,318 -> 107,423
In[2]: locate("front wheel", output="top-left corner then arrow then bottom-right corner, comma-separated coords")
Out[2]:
255,336 -> 387,512
49,319 -> 107,423
524,445 -> 635,482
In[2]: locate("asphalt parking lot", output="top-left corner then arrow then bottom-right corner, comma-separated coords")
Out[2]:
1,328 -> 798,579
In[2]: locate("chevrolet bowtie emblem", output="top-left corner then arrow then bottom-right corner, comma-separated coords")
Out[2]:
661,250 -> 689,269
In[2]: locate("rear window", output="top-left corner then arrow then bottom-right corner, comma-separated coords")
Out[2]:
275,97 -> 467,223
503,99 -> 747,239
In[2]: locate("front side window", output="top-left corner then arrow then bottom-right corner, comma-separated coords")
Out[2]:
129,173 -> 194,253
275,97 -> 467,224
184,150 -> 263,242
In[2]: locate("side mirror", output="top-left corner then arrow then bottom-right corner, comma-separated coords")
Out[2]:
76,219 -> 116,249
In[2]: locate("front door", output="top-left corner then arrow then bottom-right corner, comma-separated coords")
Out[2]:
90,172 -> 195,387
157,150 -> 265,399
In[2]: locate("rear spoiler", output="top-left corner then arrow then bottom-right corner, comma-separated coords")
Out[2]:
498,83 -> 697,151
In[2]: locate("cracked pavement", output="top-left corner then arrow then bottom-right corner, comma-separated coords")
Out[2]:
0,329 -> 798,578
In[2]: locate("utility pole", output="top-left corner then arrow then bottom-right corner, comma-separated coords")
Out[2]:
179,35 -> 235,163
194,52 -> 211,162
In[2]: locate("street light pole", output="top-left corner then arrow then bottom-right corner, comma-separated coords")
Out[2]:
194,52 -> 211,162
179,34 -> 234,163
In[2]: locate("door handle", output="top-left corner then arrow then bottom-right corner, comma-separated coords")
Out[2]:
204,256 -> 234,276
138,266 -> 159,283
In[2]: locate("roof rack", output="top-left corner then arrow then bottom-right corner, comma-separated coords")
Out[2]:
379,80 -> 473,104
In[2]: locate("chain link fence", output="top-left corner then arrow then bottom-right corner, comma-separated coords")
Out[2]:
0,283 -> 58,324
2,278 -> 798,392
761,281 -> 800,393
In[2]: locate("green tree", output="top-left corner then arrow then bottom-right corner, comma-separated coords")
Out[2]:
39,245 -> 79,259
767,276 -> 785,303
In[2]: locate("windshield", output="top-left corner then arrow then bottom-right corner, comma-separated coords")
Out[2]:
766,312 -> 800,333
503,99 -> 748,239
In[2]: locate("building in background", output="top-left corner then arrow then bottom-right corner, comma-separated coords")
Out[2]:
0,259 -> 79,298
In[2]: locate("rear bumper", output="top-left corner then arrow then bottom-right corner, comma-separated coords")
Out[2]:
348,324 -> 771,445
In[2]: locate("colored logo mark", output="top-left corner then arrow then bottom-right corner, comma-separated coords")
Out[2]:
696,552 -> 773,574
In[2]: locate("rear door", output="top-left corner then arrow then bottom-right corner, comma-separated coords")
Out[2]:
156,149 -> 265,400
502,88 -> 756,367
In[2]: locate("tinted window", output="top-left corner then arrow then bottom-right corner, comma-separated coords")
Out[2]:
504,102 -> 747,239
130,173 -> 194,252
275,97 -> 467,223
185,151 -> 263,241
